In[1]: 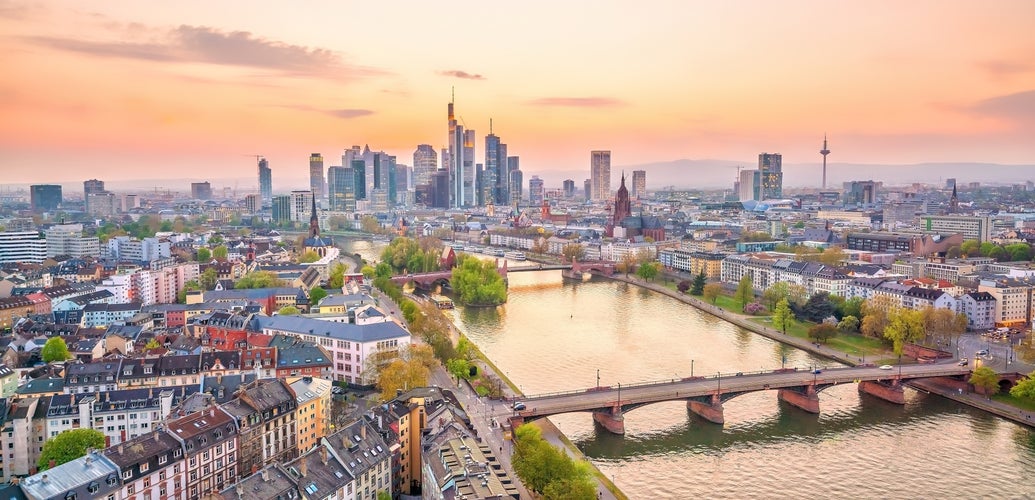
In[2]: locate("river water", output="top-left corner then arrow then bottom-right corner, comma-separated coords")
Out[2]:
345,240 -> 1035,499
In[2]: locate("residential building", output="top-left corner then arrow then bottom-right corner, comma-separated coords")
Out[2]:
275,344 -> 332,380
221,379 -> 297,477
288,376 -> 332,455
18,450 -> 121,500
259,157 -> 272,205
64,360 -> 122,394
528,176 -> 544,206
166,405 -> 239,498
80,302 -> 141,328
959,291 -> 997,330
658,249 -> 727,279
103,430 -> 184,500
325,418 -> 393,500
978,277 -> 1035,328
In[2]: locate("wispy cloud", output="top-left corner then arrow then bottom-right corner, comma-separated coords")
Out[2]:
24,25 -> 387,80
977,59 -> 1035,79
970,89 -> 1035,124
528,97 -> 626,107
326,109 -> 374,119
438,70 -> 485,80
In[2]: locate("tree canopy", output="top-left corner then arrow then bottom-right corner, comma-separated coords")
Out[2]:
883,307 -> 925,355
969,366 -> 1000,398
327,262 -> 347,289
38,428 -> 105,470
451,255 -> 507,306
380,236 -> 442,273
1010,370 -> 1035,401
212,245 -> 228,260
41,337 -> 71,362
309,286 -> 328,305
703,283 -> 723,304
511,424 -> 596,499
277,306 -> 300,316
772,298 -> 794,334
690,270 -> 707,295
196,247 -> 211,262
299,250 -> 321,263
734,274 -> 754,310
235,271 -> 285,289
635,261 -> 660,281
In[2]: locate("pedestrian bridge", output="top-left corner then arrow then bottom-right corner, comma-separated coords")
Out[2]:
389,261 -> 600,288
507,364 -> 972,434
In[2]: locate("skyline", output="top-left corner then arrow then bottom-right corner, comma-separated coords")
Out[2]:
2,1 -> 1034,187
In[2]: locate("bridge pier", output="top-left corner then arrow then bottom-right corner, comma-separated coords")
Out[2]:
592,406 -> 625,434
778,386 -> 820,413
858,379 -> 905,404
687,395 -> 725,424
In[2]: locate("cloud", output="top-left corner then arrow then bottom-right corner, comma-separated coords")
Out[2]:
438,70 -> 485,80
977,59 -> 1035,79
326,109 -> 374,119
527,97 -> 626,107
23,25 -> 387,80
971,89 -> 1035,124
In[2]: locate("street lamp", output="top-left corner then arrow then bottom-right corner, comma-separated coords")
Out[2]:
691,359 -> 695,378
596,369 -> 600,389
617,382 -> 621,406
717,372 -> 721,395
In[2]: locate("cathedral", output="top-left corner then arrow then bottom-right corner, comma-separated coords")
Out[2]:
303,196 -> 333,257
606,172 -> 665,241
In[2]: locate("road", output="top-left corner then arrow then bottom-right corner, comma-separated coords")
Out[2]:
956,333 -> 1032,373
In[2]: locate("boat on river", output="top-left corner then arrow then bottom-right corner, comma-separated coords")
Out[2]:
505,251 -> 527,261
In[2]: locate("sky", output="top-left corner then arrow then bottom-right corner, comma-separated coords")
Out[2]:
1,0 -> 1033,190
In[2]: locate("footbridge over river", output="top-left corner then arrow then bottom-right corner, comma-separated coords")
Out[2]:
388,260 -> 609,288
507,364 -> 972,434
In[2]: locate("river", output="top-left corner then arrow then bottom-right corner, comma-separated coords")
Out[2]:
344,240 -> 1035,499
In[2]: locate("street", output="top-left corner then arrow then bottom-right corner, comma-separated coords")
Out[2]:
956,333 -> 1032,373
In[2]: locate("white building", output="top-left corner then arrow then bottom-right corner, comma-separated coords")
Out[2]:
0,230 -> 46,264
45,223 -> 101,258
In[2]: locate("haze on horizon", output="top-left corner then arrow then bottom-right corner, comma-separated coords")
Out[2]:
1,0 -> 1033,187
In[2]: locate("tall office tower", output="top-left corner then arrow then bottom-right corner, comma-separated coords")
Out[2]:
632,170 -> 646,199
475,163 -> 486,206
739,169 -> 761,201
843,180 -> 878,205
590,150 -> 611,201
395,164 -> 412,205
496,143 -> 508,204
413,144 -> 437,187
506,157 -> 520,201
258,157 -> 272,204
446,92 -> 476,207
309,153 -> 325,206
509,168 -> 523,206
350,159 -> 366,201
30,184 -> 62,212
289,190 -> 314,223
484,123 -> 510,205
758,153 -> 783,199
191,182 -> 212,200
244,194 -> 260,214
383,154 -> 397,207
463,129 -> 476,206
83,179 -> 104,213
430,170 -> 450,209
583,179 -> 591,200
327,166 -> 356,211
819,135 -> 830,189
86,192 -> 116,218
529,176 -> 545,205
271,195 -> 291,223
562,179 -> 575,198
945,178 -> 957,190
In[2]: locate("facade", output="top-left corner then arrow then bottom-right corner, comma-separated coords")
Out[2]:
18,450 -> 121,500
288,376 -> 332,455
0,231 -> 47,264
45,224 -> 98,259
921,215 -> 993,242
758,153 -> 783,199
86,192 -> 117,218
658,249 -> 726,279
103,430 -> 184,500
309,153 -> 325,206
959,291 -> 997,330
413,144 -> 437,187
845,232 -> 962,256
590,150 -> 611,201
508,165 -> 522,206
845,180 -> 879,205
29,184 -> 62,212
166,405 -> 239,499
978,277 -> 1035,328
44,386 -> 193,445
632,170 -> 646,199
528,176 -> 544,206
290,190 -> 315,223
271,195 -> 291,224
221,379 -> 298,477
258,157 -> 272,205
327,166 -> 356,212
191,182 -> 212,201
721,254 -> 852,298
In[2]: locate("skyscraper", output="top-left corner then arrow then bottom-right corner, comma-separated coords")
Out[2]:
272,195 -> 291,223
29,186 -> 61,213
290,190 -> 314,223
563,179 -> 575,198
327,166 -> 355,211
413,144 -> 437,187
191,182 -> 212,200
309,153 -> 325,206
584,179 -> 591,200
529,176 -> 544,205
351,159 -> 366,201
258,157 -> 272,205
509,166 -> 523,207
83,179 -> 105,215
632,170 -> 646,199
446,92 -> 476,207
758,153 -> 783,199
591,151 -> 611,201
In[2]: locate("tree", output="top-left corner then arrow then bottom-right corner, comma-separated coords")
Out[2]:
327,262 -> 347,289
860,296 -> 895,338
360,265 -> 376,278
837,315 -> 860,333
561,243 -> 586,262
360,215 -> 382,234
531,237 -> 550,256
762,282 -> 790,311
38,428 -> 105,470
808,323 -> 837,343
200,267 -> 219,290
960,239 -> 981,257
969,366 -> 1000,398
234,271 -> 285,289
690,270 -> 707,295
446,358 -> 472,384
277,306 -> 300,316
772,298 -> 794,334
635,261 -> 659,281
451,257 -> 507,306
703,283 -> 722,304
309,286 -> 328,306
144,338 -> 161,352
617,253 -> 638,277
677,280 -> 691,294
177,279 -> 201,303
883,307 -> 925,355
734,274 -> 754,310
800,292 -> 836,323
818,247 -> 846,267
212,245 -> 228,260
299,250 -> 321,263
511,424 -> 595,499
786,283 -> 809,308
41,337 -> 71,362
839,296 -> 865,320
196,247 -> 211,262
1010,370 -> 1035,401
370,344 -> 436,400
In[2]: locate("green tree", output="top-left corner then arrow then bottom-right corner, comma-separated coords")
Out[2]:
208,234 -> 224,245
360,215 -> 382,234
808,323 -> 837,343
960,239 -> 981,257
451,256 -> 507,306
446,358 -> 472,383
177,279 -> 201,303
299,250 -> 321,263
561,242 -> 586,262
703,283 -> 722,304
309,286 -> 328,306
969,366 -> 1000,398
196,247 -> 211,262
511,424 -> 595,499
690,270 -> 707,295
734,274 -> 754,310
360,265 -> 376,278
212,245 -> 228,260
38,428 -> 105,470
801,292 -> 836,322
772,298 -> 794,334
635,261 -> 659,281
883,307 -> 925,355
817,247 -> 846,267
200,267 -> 219,290
762,282 -> 789,311
234,271 -> 285,289
41,337 -> 71,362
277,306 -> 300,316
617,253 -> 638,277
144,338 -> 161,352
837,315 -> 860,333
327,262 -> 347,289
376,491 -> 392,500
1009,370 -> 1035,401
839,296 -> 865,320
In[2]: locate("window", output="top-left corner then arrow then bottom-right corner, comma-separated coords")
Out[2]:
88,482 -> 99,493
158,455 -> 167,465
123,470 -> 133,479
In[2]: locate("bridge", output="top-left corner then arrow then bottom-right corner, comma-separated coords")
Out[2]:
507,364 -> 972,434
388,260 -> 612,288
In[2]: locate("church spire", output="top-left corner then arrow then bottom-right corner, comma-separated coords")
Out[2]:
309,193 -> 319,238
949,181 -> 959,213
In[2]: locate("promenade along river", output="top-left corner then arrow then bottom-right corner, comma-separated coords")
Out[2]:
346,241 -> 1035,499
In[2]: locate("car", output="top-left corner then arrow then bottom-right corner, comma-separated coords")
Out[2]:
958,359 -> 968,366
976,350 -> 989,356
512,402 -> 526,411
812,369 -> 822,374
879,365 -> 893,370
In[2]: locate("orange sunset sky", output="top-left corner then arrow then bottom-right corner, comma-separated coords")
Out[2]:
1,0 -> 1033,188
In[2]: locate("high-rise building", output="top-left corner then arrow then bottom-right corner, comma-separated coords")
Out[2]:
290,190 -> 315,223
29,184 -> 62,212
395,164 -> 412,206
258,157 -> 272,205
563,179 -> 575,198
350,159 -> 367,201
446,93 -> 476,207
529,176 -> 544,205
475,163 -> 486,206
430,170 -> 450,209
758,153 -> 783,199
0,230 -> 47,264
945,178 -> 957,190
86,192 -> 117,218
739,169 -> 761,201
244,194 -> 260,213
309,154 -> 325,206
484,123 -> 510,205
272,195 -> 292,223
191,182 -> 212,200
509,168 -> 523,206
844,180 -> 878,205
84,179 -> 104,213
120,194 -> 139,213
591,151 -> 611,201
413,144 -> 437,187
632,170 -> 646,199
327,166 -> 356,212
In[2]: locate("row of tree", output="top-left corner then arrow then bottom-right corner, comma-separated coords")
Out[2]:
512,425 -> 597,499
379,236 -> 444,274
951,239 -> 1034,262
451,254 -> 507,306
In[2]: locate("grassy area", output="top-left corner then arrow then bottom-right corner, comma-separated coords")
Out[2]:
992,392 -> 1035,412
459,332 -> 523,395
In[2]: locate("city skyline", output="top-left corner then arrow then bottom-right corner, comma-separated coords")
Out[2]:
2,1 -> 1034,187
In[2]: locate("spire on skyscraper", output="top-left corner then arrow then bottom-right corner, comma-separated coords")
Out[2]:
820,134 -> 831,190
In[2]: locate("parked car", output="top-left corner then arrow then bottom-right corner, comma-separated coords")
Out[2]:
512,402 -> 526,411
879,365 -> 893,370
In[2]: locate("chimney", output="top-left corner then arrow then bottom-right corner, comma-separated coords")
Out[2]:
41,474 -> 48,484
48,459 -> 56,469
70,393 -> 76,404
217,374 -> 223,385
260,468 -> 269,482
320,446 -> 328,465
360,424 -> 366,441
298,458 -> 308,477
118,443 -> 124,454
